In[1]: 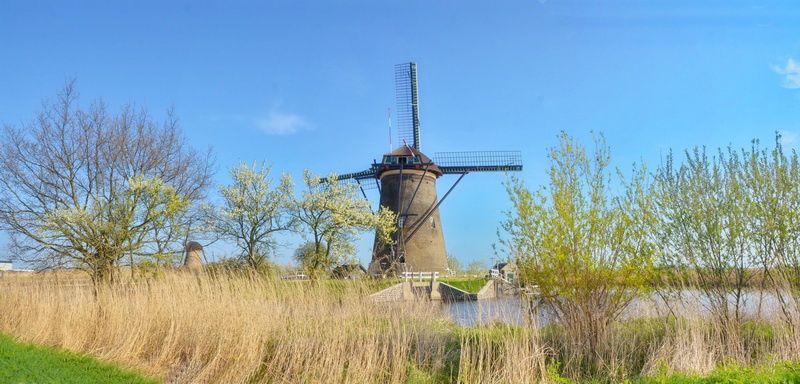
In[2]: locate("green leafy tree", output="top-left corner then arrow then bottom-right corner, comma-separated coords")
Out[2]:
292,171 -> 396,277
742,135 -> 800,329
499,131 -> 654,375
654,135 -> 800,335
293,241 -> 322,272
208,163 -> 294,272
653,147 -> 752,332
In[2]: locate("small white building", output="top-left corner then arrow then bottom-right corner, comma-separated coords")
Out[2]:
490,262 -> 517,283
0,260 -> 12,271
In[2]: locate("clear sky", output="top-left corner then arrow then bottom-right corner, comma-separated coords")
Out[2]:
2,1 -> 800,267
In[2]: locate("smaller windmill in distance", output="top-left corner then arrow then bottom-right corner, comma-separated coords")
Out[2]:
323,62 -> 522,276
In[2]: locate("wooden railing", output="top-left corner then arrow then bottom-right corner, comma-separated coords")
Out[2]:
280,273 -> 309,280
400,271 -> 439,281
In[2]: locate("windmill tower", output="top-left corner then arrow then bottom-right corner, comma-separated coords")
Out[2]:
324,63 -> 522,276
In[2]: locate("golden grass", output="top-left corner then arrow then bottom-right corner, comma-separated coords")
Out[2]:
0,272 -> 546,383
4,271 -> 800,382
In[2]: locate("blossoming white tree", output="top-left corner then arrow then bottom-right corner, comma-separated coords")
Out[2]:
292,171 -> 396,277
209,163 -> 294,271
0,82 -> 213,285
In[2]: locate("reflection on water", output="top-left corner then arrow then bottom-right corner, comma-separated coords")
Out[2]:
441,296 -> 527,326
442,290 -> 796,327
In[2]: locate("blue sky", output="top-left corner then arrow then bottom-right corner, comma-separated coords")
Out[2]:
2,1 -> 800,267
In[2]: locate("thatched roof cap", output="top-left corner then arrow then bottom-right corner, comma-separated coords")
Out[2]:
185,241 -> 203,252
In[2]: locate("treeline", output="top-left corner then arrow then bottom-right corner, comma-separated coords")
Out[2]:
0,83 -> 395,285
500,131 -> 800,377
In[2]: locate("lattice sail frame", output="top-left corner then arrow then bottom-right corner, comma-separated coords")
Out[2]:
395,63 -> 420,150
433,151 -> 523,173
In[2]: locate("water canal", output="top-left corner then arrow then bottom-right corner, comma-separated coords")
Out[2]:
440,290 -> 794,327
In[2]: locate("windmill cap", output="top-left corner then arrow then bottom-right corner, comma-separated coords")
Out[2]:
378,146 -> 442,177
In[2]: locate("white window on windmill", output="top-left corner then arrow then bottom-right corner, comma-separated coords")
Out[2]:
430,217 -> 435,228
398,216 -> 406,228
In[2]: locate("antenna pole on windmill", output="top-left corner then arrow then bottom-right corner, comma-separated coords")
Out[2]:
387,108 -> 392,151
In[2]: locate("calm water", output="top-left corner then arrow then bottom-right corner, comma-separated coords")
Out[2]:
441,296 -> 530,326
441,290 -> 794,327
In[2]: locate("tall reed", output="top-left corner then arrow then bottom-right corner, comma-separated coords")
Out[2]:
0,271 -> 546,383
5,271 -> 800,382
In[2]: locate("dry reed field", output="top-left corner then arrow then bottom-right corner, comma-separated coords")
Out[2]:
0,272 -> 546,383
3,271 -> 800,383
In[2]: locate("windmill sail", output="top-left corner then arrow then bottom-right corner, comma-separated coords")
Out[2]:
319,168 -> 376,182
433,151 -> 523,173
394,62 -> 420,150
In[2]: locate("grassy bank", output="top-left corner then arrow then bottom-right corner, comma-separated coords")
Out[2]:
634,363 -> 800,384
541,362 -> 800,383
438,277 -> 487,293
633,364 -> 800,384
0,333 -> 158,384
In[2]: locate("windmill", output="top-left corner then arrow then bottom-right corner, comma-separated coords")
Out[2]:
323,62 -> 522,276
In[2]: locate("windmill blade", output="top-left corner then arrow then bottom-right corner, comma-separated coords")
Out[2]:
395,62 -> 420,150
433,151 -> 523,173
319,169 -> 377,183
345,178 -> 379,191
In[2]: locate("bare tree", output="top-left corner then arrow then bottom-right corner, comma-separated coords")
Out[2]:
0,81 -> 214,285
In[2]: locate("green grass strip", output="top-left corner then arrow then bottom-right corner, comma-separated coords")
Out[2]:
439,277 -> 488,293
0,333 -> 159,384
632,363 -> 800,384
